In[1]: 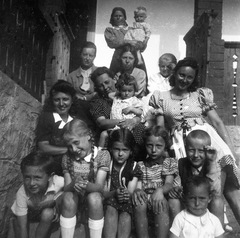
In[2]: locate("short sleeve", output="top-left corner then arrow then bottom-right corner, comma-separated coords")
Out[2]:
97,150 -> 111,172
198,87 -> 217,114
149,91 -> 164,115
132,163 -> 143,179
170,212 -> 183,237
162,157 -> 178,176
162,157 -> 181,187
11,186 -> 28,216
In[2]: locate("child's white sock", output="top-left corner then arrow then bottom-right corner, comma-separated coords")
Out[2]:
88,217 -> 104,238
60,215 -> 76,238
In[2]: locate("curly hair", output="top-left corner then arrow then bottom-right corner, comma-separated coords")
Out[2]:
115,72 -> 138,93
169,57 -> 199,92
43,80 -> 76,112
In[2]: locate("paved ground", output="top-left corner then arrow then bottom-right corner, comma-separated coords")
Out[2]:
225,201 -> 240,238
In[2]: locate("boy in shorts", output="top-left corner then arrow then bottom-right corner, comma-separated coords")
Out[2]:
11,152 -> 64,238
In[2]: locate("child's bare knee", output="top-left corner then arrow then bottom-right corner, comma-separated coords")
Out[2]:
62,192 -> 78,211
87,192 -> 102,207
41,208 -> 54,222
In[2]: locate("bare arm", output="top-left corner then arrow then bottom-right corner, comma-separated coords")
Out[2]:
96,116 -> 122,130
63,172 -> 75,192
122,106 -> 143,116
38,141 -> 68,155
85,168 -> 108,193
97,116 -> 141,130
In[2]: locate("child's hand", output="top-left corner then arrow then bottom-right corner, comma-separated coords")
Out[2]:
116,188 -> 125,203
204,145 -> 217,163
116,187 -> 129,203
151,189 -> 167,214
122,107 -> 132,115
118,119 -> 137,131
74,180 -> 88,194
132,188 -> 147,206
168,186 -> 183,199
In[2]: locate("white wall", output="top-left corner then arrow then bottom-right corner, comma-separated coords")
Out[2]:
93,0 -> 240,76
222,0 -> 240,41
94,0 -> 194,76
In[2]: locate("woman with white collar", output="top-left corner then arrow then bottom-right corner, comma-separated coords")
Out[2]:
36,80 -> 75,175
104,7 -> 147,76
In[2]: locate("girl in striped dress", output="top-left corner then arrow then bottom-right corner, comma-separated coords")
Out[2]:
133,126 -> 181,238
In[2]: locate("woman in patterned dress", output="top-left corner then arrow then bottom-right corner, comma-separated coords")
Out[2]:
149,57 -> 240,225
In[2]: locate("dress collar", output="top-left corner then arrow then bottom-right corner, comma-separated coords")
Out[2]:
82,146 -> 98,162
53,112 -> 73,129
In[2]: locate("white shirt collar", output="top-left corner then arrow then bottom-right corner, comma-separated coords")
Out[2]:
45,176 -> 55,194
53,112 -> 73,129
84,146 -> 98,162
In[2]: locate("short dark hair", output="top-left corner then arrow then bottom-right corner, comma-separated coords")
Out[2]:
110,7 -> 127,26
80,41 -> 97,55
90,66 -> 114,84
21,152 -> 54,175
185,130 -> 211,147
183,175 -> 211,196
116,73 -> 138,92
169,57 -> 199,92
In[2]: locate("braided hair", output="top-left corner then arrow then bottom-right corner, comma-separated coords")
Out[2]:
108,128 -> 136,185
63,119 -> 95,182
